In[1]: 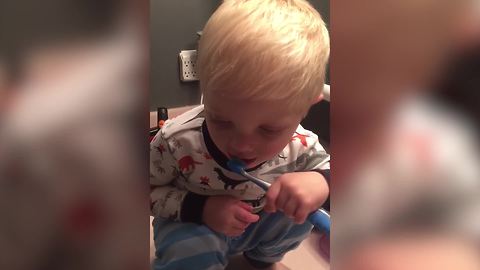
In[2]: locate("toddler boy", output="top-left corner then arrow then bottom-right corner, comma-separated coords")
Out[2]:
151,0 -> 330,269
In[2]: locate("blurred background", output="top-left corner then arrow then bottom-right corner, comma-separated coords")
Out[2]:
0,0 -> 149,269
332,0 -> 480,269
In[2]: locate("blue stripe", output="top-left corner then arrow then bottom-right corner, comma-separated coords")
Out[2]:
153,219 -> 186,241
153,211 -> 313,267
159,234 -> 228,264
229,211 -> 312,255
156,225 -> 218,253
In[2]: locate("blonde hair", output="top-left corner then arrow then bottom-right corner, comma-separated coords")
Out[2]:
198,0 -> 329,112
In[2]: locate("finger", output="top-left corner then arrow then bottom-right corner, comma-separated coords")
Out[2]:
263,202 -> 274,213
235,207 -> 260,223
231,215 -> 250,229
265,181 -> 282,212
227,228 -> 245,237
232,220 -> 249,230
283,196 -> 298,219
294,207 -> 310,224
232,227 -> 245,232
275,187 -> 290,213
237,201 -> 254,212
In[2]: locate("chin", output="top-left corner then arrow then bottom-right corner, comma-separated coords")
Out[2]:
247,158 -> 269,169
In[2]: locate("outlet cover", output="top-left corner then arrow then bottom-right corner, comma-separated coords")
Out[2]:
179,50 -> 199,82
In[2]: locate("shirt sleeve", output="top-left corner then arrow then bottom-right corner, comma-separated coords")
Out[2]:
150,131 -> 187,221
299,133 -> 330,210
295,131 -> 330,170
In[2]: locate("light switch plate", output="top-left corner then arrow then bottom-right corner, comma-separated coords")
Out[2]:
179,50 -> 199,82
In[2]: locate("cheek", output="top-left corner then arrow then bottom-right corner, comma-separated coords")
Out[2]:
258,134 -> 293,159
208,126 -> 229,151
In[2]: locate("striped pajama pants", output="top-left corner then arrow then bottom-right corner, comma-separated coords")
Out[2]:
151,211 -> 313,270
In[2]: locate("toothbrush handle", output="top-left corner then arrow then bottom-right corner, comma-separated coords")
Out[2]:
240,171 -> 271,190
307,209 -> 330,234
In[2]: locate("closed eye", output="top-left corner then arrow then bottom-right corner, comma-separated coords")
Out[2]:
259,126 -> 284,135
261,127 -> 278,133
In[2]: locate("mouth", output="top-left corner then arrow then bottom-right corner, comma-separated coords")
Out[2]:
228,154 -> 257,166
239,158 -> 256,165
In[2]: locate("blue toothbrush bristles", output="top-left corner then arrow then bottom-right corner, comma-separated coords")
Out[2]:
227,158 -> 247,174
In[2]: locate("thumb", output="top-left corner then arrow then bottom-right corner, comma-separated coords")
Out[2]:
235,207 -> 260,223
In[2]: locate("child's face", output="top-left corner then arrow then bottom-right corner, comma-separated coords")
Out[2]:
205,95 -> 304,169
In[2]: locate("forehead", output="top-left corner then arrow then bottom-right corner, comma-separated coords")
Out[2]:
205,96 -> 303,123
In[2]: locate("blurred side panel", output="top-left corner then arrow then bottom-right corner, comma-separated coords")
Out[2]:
0,0 -> 150,269
331,0 -> 480,269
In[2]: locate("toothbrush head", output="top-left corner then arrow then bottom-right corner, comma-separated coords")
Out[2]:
227,158 -> 247,174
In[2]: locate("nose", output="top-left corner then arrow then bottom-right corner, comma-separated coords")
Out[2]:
228,132 -> 255,157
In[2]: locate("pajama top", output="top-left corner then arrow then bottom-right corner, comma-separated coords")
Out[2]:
150,105 -> 330,222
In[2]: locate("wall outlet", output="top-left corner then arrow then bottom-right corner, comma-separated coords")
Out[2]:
179,50 -> 199,82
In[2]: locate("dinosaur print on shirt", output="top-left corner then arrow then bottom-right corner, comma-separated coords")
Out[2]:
213,167 -> 249,190
155,144 -> 166,159
291,132 -> 309,147
199,176 -> 211,187
178,155 -> 202,173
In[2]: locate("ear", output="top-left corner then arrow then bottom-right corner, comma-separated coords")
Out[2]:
301,93 -> 324,119
312,93 -> 324,105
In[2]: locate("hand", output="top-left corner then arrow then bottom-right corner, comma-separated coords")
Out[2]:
264,171 -> 329,224
202,195 -> 260,237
